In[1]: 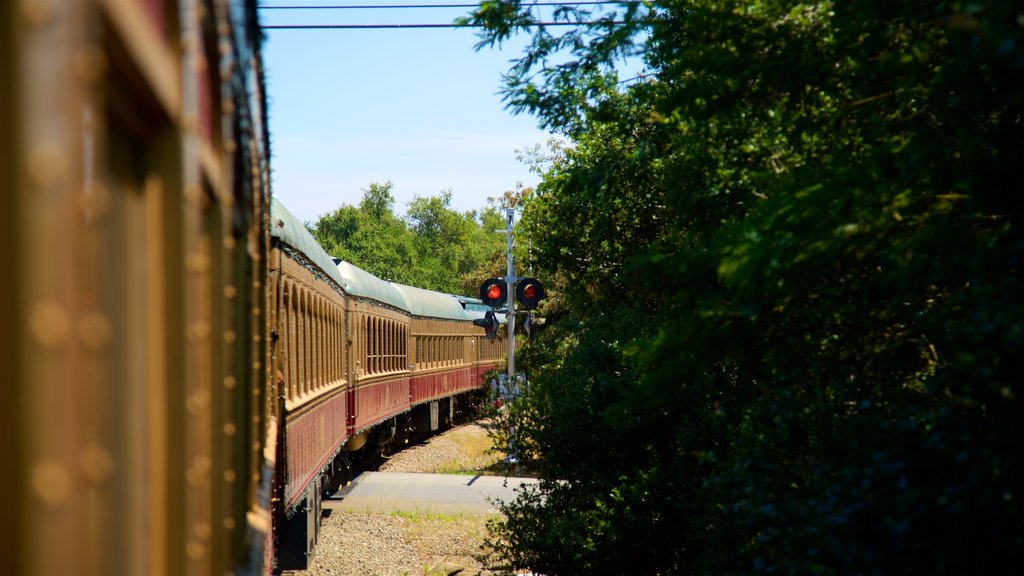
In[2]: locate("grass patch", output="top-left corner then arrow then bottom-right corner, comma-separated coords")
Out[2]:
390,509 -> 475,525
390,510 -> 491,574
430,424 -> 507,475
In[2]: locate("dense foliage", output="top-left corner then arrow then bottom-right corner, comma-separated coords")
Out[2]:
308,182 -> 507,294
470,1 -> 1024,574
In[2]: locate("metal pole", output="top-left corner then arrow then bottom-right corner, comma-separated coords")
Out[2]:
504,208 -> 521,467
505,208 -> 516,383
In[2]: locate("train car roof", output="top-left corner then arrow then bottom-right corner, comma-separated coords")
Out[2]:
269,198 -> 347,289
391,283 -> 475,322
334,260 -> 410,311
271,197 -> 494,319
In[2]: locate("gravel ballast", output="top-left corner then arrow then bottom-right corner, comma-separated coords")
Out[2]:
280,420 -> 510,576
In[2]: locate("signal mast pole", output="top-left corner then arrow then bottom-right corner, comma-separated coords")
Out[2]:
505,208 -> 517,383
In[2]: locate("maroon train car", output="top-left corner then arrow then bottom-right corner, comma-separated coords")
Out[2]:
268,199 -> 503,568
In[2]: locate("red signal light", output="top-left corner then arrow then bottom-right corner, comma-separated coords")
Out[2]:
515,277 -> 545,310
487,284 -> 503,301
479,278 -> 507,307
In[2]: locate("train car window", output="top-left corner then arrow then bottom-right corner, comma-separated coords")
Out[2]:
293,286 -> 301,397
296,288 -> 304,396
331,306 -> 338,383
288,286 -> 295,398
387,319 -> 393,372
316,299 -> 322,388
307,292 -> 314,393
313,297 -> 320,389
340,306 -> 346,381
381,319 -> 387,373
366,316 -> 373,375
342,311 -> 347,380
332,306 -> 338,382
325,303 -> 331,384
377,317 -> 383,374
375,316 -> 382,374
307,292 -> 314,394
287,284 -> 297,399
296,291 -> 302,395
316,298 -> 321,388
282,284 -> 290,399
333,307 -> 338,382
380,318 -> 386,373
307,296 -> 314,392
367,315 -> 372,375
302,291 -> 310,395
395,322 -> 400,372
311,295 -> 317,390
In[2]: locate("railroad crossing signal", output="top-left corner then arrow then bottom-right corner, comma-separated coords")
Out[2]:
478,277 -> 546,311
472,310 -> 500,340
522,312 -> 537,340
515,277 -> 545,310
479,278 -> 507,308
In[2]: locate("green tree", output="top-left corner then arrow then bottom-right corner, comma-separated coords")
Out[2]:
309,182 -> 508,295
406,190 -> 494,293
472,1 -> 1024,574
310,182 -> 417,283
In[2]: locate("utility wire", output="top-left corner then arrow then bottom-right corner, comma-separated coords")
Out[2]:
259,1 -> 642,30
263,20 -> 624,28
259,1 -> 639,9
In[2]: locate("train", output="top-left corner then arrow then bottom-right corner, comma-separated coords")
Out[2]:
2,1 -> 505,575
268,199 -> 506,569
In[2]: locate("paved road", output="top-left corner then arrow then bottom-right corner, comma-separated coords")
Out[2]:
326,471 -> 540,515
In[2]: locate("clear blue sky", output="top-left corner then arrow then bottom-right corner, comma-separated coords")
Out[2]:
260,2 -> 556,224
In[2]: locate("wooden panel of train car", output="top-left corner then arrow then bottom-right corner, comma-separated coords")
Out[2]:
349,305 -> 412,432
7,1 -> 273,575
270,199 -> 352,511
336,261 -> 414,436
392,284 -> 493,405
459,298 -> 507,385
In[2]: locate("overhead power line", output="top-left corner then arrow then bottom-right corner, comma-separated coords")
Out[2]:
259,1 -> 642,30
259,1 -> 639,9
262,20 -> 624,29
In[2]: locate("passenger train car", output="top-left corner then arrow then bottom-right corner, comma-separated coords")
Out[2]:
4,1 -> 504,574
268,199 -> 504,568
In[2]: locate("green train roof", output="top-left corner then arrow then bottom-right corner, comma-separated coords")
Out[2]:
391,283 -> 475,321
271,198 -> 484,321
334,260 -> 410,311
269,198 -> 346,289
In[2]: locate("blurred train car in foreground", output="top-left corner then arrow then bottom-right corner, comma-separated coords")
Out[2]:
3,1 -> 507,569
3,1 -> 274,574
2,1 -> 507,574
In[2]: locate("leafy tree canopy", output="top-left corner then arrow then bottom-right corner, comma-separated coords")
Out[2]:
469,1 -> 1024,574
308,181 -> 508,294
